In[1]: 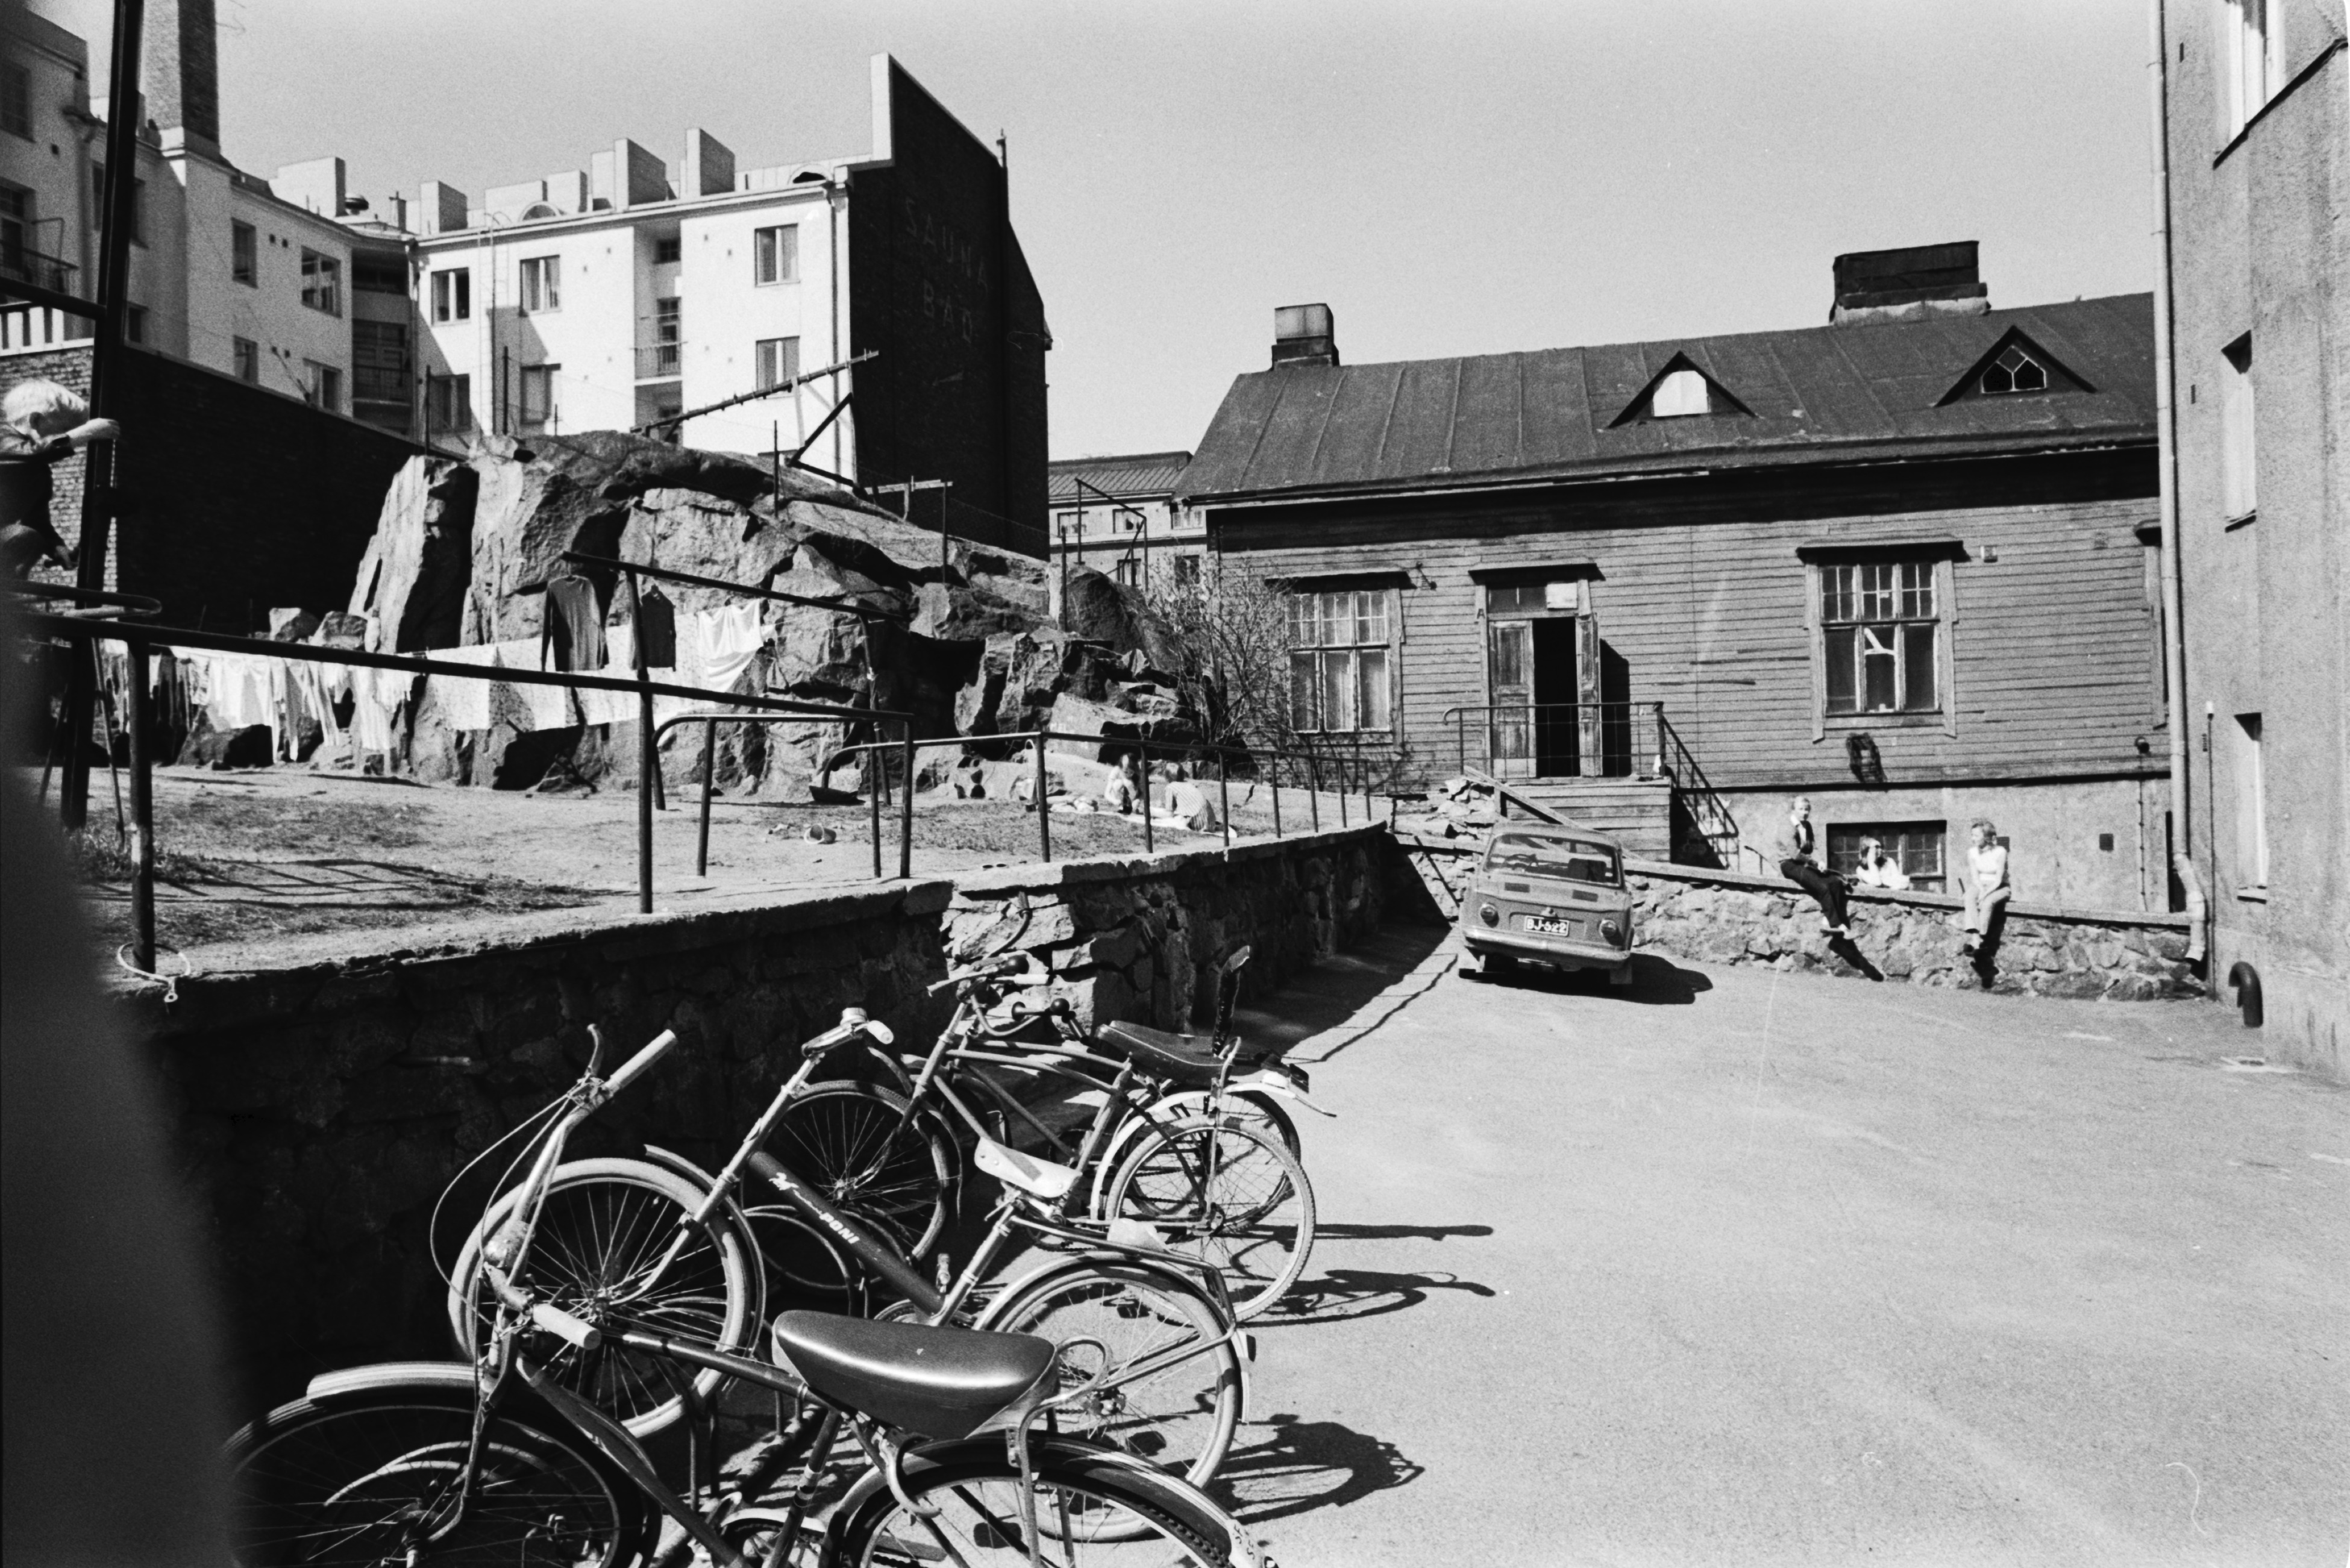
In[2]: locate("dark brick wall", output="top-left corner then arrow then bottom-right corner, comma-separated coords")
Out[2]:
848,61 -> 1048,559
4,346 -> 422,631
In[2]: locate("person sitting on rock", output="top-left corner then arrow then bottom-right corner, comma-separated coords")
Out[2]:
1960,819 -> 2010,954
1768,795 -> 1851,938
1852,836 -> 1911,890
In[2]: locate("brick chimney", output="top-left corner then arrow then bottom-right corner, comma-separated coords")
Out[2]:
1829,242 -> 1989,326
1271,303 -> 1338,368
146,0 -> 221,157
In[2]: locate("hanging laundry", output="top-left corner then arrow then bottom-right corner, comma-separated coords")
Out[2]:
542,575 -> 607,673
695,603 -> 766,695
427,644 -> 500,730
633,584 -> 678,669
577,626 -> 640,726
492,636 -> 574,732
348,664 -> 405,756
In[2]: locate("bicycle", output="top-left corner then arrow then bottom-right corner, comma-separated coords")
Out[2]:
446,1012 -> 1251,1501
231,1024 -> 1269,1568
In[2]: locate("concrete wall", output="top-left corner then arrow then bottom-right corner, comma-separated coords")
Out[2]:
2162,2 -> 2349,1079
1411,843 -> 2202,1001
124,825 -> 1388,1408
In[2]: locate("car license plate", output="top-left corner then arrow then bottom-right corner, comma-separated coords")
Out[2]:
1524,915 -> 1580,936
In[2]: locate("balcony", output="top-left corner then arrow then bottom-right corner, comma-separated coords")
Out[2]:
1,218 -> 81,299
635,341 -> 682,381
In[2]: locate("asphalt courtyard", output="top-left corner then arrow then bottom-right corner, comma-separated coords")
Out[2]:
1218,931 -> 2349,1567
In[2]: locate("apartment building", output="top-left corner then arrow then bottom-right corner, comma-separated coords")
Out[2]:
1048,450 -> 1200,610
411,56 -> 1050,556
0,0 -> 411,433
2155,0 -> 2347,1072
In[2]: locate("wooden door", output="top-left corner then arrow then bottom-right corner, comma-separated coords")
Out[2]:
1487,619 -> 1532,778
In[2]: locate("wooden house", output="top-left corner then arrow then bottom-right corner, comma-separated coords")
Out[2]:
1178,253 -> 2170,910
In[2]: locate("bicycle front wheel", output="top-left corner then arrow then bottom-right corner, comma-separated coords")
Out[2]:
227,1381 -> 645,1568
974,1258 -> 1242,1497
829,1437 -> 1243,1566
766,1081 -> 956,1261
1103,1114 -> 1316,1320
446,1157 -> 754,1436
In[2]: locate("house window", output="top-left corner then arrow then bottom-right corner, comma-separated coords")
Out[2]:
430,267 -> 470,323
2234,713 -> 2267,887
2220,334 -> 2255,519
1828,822 -> 1947,893
1288,588 -> 1395,734
426,372 -> 472,434
1172,554 -> 1201,586
654,236 -> 682,264
754,225 -> 798,285
231,220 -> 257,286
1650,367 -> 1709,417
519,255 -> 560,314
1,60 -> 30,140
1821,560 -> 1939,716
232,336 -> 258,383
304,360 -> 341,412
353,254 -> 406,295
1114,555 -> 1141,589
299,249 -> 341,315
352,320 -> 408,409
1978,344 -> 2048,395
754,334 -> 800,391
2222,0 -> 2282,136
518,363 -> 559,433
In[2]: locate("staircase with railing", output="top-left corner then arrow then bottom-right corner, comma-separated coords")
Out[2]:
1438,700 -> 1743,866
1650,710 -> 1744,870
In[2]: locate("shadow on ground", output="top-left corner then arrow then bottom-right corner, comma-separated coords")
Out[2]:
1232,923 -> 1456,1063
1215,1411 -> 1426,1526
1460,950 -> 1714,1005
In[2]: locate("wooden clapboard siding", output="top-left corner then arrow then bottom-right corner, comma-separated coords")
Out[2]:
1212,449 -> 2162,792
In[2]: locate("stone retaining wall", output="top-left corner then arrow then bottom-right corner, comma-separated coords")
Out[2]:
1409,839 -> 2200,999
124,825 -> 1391,1408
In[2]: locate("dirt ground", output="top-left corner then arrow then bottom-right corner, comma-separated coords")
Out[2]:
41,762 -> 1380,973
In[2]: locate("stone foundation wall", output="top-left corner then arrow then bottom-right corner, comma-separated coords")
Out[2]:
1410,840 -> 2200,999
122,825 -> 1390,1408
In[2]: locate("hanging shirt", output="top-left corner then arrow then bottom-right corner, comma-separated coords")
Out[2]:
542,575 -> 607,673
633,586 -> 678,670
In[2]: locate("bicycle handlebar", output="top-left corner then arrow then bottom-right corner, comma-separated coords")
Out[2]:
603,1029 -> 677,1096
530,1302 -> 604,1353
800,1008 -> 895,1060
929,951 -> 1051,996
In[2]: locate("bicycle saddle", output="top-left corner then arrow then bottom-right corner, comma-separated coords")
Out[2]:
974,1137 -> 1079,1201
769,1311 -> 1053,1440
1097,1020 -> 1223,1087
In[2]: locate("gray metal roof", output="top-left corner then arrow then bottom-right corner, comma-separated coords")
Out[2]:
1048,451 -> 1194,502
1176,295 -> 2154,504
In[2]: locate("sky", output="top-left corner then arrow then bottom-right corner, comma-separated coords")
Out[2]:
43,0 -> 2161,461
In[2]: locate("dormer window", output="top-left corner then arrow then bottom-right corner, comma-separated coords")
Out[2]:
1650,368 -> 1709,417
1978,345 -> 2048,396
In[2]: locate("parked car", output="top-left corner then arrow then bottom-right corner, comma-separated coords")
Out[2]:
1459,823 -> 1637,984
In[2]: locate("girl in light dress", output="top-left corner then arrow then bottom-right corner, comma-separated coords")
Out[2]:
1961,819 -> 2010,952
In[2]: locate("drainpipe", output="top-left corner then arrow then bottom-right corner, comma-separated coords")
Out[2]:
2149,0 -> 2207,963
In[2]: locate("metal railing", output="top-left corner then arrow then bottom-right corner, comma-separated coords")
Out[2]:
634,342 -> 682,380
1652,711 -> 1744,870
9,576 -> 905,969
0,217 -> 78,297
1441,701 -> 1654,779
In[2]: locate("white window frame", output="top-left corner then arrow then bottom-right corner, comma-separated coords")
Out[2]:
753,225 -> 798,286
1288,587 -> 1397,736
426,373 -> 472,434
518,363 -> 560,433
304,359 -> 340,412
754,335 -> 800,392
2234,714 -> 2268,888
231,336 -> 258,384
231,220 -> 257,287
431,267 -> 471,323
519,255 -> 560,314
1819,560 -> 1943,719
2220,334 -> 2255,520
298,249 -> 340,316
1650,367 -> 1708,417
2220,0 -> 2283,138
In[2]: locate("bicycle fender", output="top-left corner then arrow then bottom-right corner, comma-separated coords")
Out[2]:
303,1360 -> 475,1403
1229,1072 -> 1336,1119
974,1256 -> 1253,1411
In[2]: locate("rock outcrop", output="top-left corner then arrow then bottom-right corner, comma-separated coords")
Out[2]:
326,433 -> 1208,797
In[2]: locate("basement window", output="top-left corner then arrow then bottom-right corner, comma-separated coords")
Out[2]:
1827,822 -> 1947,892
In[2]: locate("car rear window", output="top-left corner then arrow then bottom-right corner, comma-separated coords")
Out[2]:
1486,832 -> 1622,886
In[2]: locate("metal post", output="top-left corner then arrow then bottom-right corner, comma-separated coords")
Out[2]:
897,722 -> 915,879
1308,752 -> 1321,832
695,717 -> 716,877
627,569 -> 654,914
1034,739 -> 1051,861
1338,745 -> 1349,828
1217,757 -> 1230,849
869,737 -> 883,879
125,634 -> 154,972
1271,753 -> 1282,839
1653,702 -> 1668,779
1138,738 -> 1153,854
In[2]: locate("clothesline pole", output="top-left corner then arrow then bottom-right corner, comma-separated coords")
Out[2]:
696,717 -> 718,878
1033,741 -> 1051,863
627,568 -> 656,915
897,721 -> 915,881
125,634 -> 155,973
869,728 -> 883,880
1218,762 -> 1230,851
1138,739 -> 1154,855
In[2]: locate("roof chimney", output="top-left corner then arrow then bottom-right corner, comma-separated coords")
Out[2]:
1271,303 -> 1338,368
1830,242 -> 1989,325
145,0 -> 221,157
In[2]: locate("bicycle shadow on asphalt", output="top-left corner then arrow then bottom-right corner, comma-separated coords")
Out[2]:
1213,1411 -> 1427,1526
1259,1266 -> 1499,1327
1461,950 -> 1714,1005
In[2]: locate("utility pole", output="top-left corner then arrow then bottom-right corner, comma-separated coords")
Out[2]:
59,0 -> 148,832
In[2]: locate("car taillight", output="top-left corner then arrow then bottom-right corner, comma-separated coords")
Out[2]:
1478,904 -> 1500,927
